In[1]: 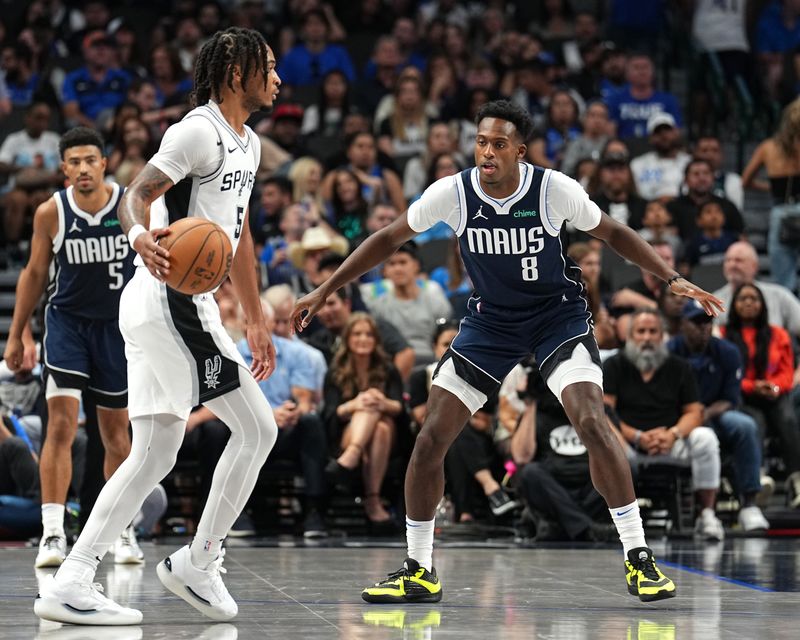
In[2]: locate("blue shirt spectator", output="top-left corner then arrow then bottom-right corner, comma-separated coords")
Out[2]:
237,335 -> 315,407
606,87 -> 682,139
756,1 -> 800,53
667,334 -> 742,407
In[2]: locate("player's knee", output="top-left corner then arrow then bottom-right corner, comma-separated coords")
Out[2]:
574,411 -> 611,449
45,415 -> 78,446
412,429 -> 447,464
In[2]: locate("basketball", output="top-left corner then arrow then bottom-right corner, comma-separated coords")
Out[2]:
158,217 -> 233,295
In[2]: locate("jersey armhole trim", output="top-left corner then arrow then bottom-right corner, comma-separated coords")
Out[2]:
184,113 -> 226,183
52,193 -> 66,254
455,174 -> 468,236
540,169 -> 559,237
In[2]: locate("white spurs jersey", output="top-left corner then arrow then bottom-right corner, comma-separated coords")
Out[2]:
143,100 -> 261,265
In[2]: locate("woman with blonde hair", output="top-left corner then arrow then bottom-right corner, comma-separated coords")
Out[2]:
377,74 -> 433,165
741,98 -> 800,291
322,313 -> 406,524
288,156 -> 326,219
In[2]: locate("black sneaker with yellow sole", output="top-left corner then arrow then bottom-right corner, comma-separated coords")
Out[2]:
361,558 -> 443,604
625,547 -> 676,602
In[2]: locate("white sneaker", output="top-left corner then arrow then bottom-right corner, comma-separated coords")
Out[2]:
36,533 -> 67,569
695,509 -> 725,541
113,526 -> 145,565
34,574 -> 142,625
738,505 -> 769,532
156,545 -> 237,621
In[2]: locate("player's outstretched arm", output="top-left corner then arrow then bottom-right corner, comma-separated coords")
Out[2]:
589,212 -> 725,317
4,199 -> 56,371
118,163 -> 174,281
291,213 -> 417,332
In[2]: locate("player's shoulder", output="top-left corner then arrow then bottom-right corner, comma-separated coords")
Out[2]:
169,106 -> 220,136
32,194 -> 59,234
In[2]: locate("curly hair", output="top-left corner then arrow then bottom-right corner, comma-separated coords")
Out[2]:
331,312 -> 391,400
475,99 -> 535,142
775,97 -> 800,157
192,27 -> 270,106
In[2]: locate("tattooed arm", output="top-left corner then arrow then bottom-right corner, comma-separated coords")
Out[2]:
119,163 -> 174,281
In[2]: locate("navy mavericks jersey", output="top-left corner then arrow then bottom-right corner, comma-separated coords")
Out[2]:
49,183 -> 135,319
454,164 -> 583,308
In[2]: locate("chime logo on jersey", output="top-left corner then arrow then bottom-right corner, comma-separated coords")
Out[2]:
465,225 -> 545,256
64,235 -> 130,265
204,355 -> 222,389
220,169 -> 256,196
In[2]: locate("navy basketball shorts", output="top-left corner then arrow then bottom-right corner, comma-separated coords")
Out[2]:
43,305 -> 128,409
432,294 -> 603,414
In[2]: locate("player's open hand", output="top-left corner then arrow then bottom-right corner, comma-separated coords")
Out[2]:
247,322 -> 276,382
291,289 -> 327,334
134,228 -> 171,282
669,277 -> 725,317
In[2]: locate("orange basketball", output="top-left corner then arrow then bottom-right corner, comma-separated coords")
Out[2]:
159,217 -> 233,295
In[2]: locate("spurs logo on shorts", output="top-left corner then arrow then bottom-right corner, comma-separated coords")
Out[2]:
204,355 -> 222,389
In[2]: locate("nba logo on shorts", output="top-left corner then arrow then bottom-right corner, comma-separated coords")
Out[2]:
204,355 -> 222,389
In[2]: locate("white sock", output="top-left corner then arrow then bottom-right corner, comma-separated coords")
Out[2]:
406,517 -> 435,571
41,503 -> 65,536
609,500 -> 647,556
190,533 -> 224,570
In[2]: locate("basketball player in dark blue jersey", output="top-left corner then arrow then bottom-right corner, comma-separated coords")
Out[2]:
4,127 -> 140,569
294,100 -> 725,604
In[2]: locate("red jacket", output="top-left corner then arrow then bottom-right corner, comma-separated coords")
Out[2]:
721,325 -> 795,395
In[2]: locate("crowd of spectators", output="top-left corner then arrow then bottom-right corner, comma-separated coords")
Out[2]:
2,0 -> 800,540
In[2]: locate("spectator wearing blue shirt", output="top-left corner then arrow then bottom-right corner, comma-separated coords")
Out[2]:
1,42 -> 48,108
668,301 -> 769,532
605,53 -> 682,140
62,31 -> 131,127
756,1 -> 800,97
280,9 -> 356,88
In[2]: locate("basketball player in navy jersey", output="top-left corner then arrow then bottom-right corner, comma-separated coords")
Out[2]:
4,127 -> 142,569
294,100 -> 725,604
34,28 -> 281,626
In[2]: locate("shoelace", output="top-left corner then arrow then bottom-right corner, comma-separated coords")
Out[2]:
635,554 -> 660,582
382,565 -> 411,584
43,535 -> 63,550
207,550 -> 229,600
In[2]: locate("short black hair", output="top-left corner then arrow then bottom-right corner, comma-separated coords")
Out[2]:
263,175 -> 293,195
318,252 -> 346,273
394,240 -> 419,263
475,99 -> 535,143
684,157 -> 713,178
59,127 -> 105,159
432,319 -> 459,345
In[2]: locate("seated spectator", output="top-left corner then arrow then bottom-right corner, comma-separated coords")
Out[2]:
604,309 -> 725,540
606,52 -> 683,140
712,242 -> 800,334
185,300 -> 329,537
637,200 -> 682,263
286,225 -> 349,297
755,0 -> 800,98
0,41 -> 55,108
264,103 -> 308,162
560,100 -> 611,178
377,74 -> 435,169
684,201 -> 739,267
667,159 -> 744,242
301,69 -> 353,138
566,243 -> 616,349
509,56 -> 554,131
0,102 -> 61,256
289,156 -> 326,222
445,394 -> 520,522
280,9 -> 356,89
588,142 -> 646,230
412,153 -> 463,242
62,31 -> 131,128
669,301 -> 769,531
327,168 -> 370,245
252,176 -> 293,251
630,112 -> 691,201
516,366 -> 611,542
322,131 -> 406,213
148,43 -> 193,111
721,283 -> 800,507
355,35 -> 402,117
309,286 -> 414,380
106,115 -> 155,186
403,122 -> 462,201
693,135 -> 744,210
322,313 -> 407,524
362,241 -> 452,365
528,89 -> 581,169
409,320 -> 460,429
0,430 -> 40,539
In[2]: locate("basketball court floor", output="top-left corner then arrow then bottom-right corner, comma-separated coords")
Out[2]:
2,537 -> 798,639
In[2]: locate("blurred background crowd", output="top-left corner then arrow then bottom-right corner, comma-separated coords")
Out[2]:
2,0 -> 800,543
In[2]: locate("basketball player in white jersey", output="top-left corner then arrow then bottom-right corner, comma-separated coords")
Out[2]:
35,28 -> 282,625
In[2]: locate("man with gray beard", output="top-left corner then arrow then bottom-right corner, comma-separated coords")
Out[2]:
603,309 -> 724,541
